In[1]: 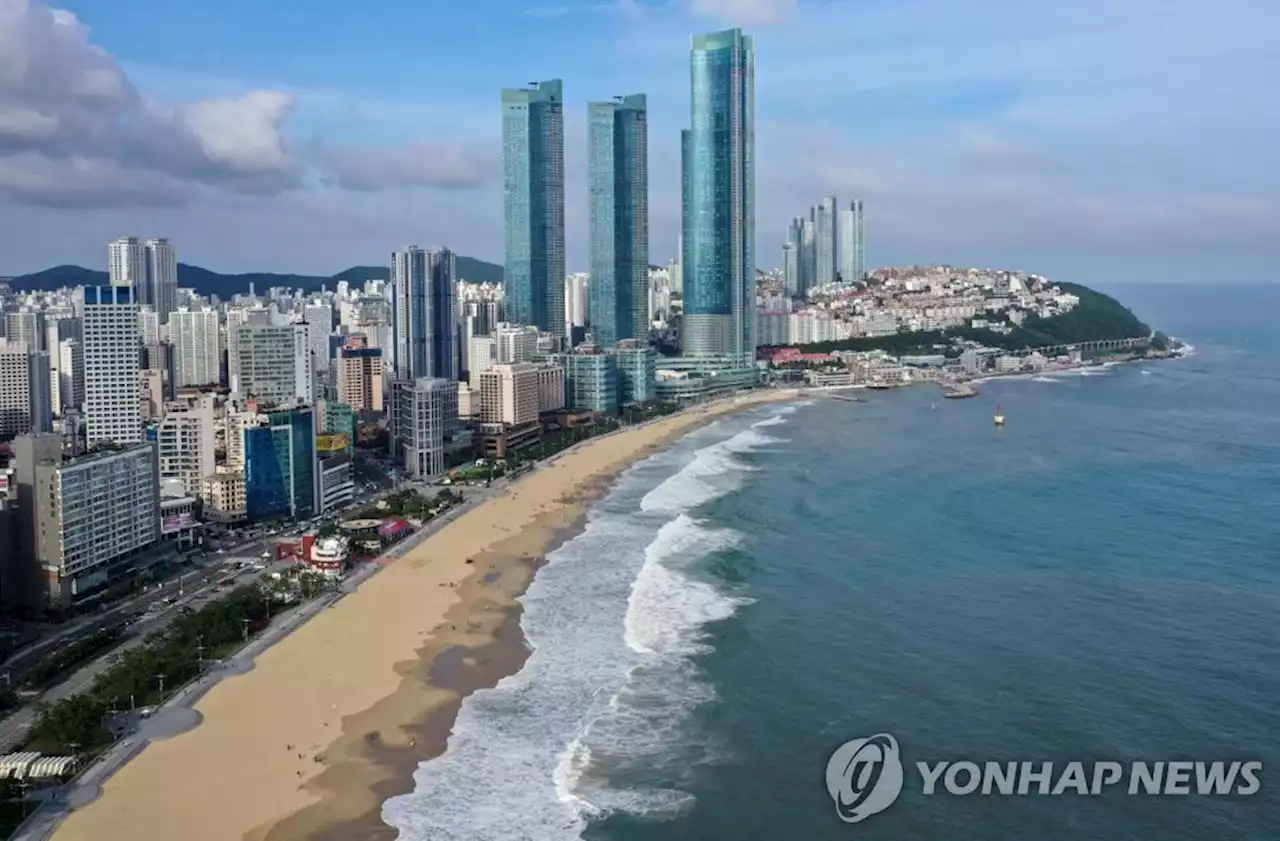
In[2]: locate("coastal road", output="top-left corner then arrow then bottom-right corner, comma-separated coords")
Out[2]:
9,487 -> 496,841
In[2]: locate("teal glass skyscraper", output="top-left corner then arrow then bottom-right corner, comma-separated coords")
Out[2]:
588,94 -> 649,348
502,79 -> 565,336
681,29 -> 755,362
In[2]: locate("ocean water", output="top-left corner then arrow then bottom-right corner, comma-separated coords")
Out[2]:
383,283 -> 1280,841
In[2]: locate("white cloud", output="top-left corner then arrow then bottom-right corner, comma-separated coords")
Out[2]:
688,0 -> 797,26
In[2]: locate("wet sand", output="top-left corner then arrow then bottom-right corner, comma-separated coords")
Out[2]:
51,391 -> 796,841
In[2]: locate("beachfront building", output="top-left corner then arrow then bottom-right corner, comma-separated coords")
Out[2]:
536,364 -> 566,414
654,355 -> 760,403
478,363 -> 540,427
588,94 -> 649,348
502,80 -> 566,336
553,345 -> 619,414
11,434 -> 160,611
390,377 -> 456,480
615,339 -> 656,405
681,29 -> 755,363
317,435 -> 355,514
391,246 -> 458,383
242,405 -> 318,521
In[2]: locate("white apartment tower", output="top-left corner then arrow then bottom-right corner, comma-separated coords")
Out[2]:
234,323 -> 313,407
108,237 -> 146,288
494,322 -> 539,364
170,307 -> 221,387
83,285 -> 142,446
57,338 -> 85,413
154,396 -> 217,497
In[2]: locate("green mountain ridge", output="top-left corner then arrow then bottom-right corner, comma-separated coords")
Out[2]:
8,256 -> 504,297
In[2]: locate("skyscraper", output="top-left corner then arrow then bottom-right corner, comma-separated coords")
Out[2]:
108,237 -> 145,288
502,80 -> 565,336
840,200 -> 866,282
83,285 -> 142,446
587,94 -> 649,348
170,306 -> 221,387
814,195 -> 838,286
391,246 -> 458,383
682,29 -> 755,362
109,238 -> 177,322
145,238 -> 177,323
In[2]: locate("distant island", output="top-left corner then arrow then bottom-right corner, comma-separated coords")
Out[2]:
8,256 -> 504,298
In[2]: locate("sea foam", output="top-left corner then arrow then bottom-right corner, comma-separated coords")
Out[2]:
381,410 -> 789,840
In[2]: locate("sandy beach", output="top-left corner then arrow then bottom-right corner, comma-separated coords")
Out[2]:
51,390 -> 795,841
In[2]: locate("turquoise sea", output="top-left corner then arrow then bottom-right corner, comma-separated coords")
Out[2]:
383,283 -> 1280,841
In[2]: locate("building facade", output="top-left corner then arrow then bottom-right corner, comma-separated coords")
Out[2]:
391,246 -> 458,383
0,340 -> 52,438
588,94 -> 649,347
83,285 -> 142,446
242,407 -> 318,521
682,29 -> 755,363
502,80 -> 565,335
151,395 -> 216,498
616,339 -> 657,405
478,363 -> 540,427
337,345 -> 384,412
13,435 -> 159,610
170,306 -> 221,387
391,377 -> 455,479
235,323 -> 312,408
555,348 -> 620,414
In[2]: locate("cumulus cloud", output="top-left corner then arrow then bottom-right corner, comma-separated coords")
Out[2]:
0,0 -> 486,208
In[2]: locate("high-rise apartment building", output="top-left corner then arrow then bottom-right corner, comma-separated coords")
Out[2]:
108,237 -> 146,288
83,285 -> 142,446
57,338 -> 85,414
303,302 -> 333,373
109,238 -> 177,322
5,309 -> 46,352
145,238 -> 178,323
588,94 -> 649,347
152,395 -> 216,498
502,80 -> 565,335
0,340 -> 52,437
814,195 -> 838,286
391,246 -> 458,382
839,199 -> 866,282
169,306 -> 221,387
234,323 -> 312,407
682,30 -> 755,362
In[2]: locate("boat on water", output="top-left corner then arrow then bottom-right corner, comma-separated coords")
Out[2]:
994,404 -> 1005,426
942,383 -> 978,399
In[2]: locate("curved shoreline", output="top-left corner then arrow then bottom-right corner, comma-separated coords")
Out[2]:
43,390 -> 798,841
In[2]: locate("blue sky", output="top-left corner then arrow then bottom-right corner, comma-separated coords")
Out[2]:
0,0 -> 1276,283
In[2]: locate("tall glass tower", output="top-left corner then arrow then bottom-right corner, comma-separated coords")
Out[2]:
588,94 -> 649,348
681,29 -> 755,362
391,246 -> 457,383
502,79 -> 565,337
